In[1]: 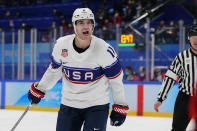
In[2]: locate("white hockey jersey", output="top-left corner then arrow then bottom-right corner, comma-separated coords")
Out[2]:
37,34 -> 126,108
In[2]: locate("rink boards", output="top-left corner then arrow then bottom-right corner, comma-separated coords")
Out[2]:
0,81 -> 179,117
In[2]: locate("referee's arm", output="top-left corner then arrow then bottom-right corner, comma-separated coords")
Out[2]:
154,55 -> 182,111
158,55 -> 182,102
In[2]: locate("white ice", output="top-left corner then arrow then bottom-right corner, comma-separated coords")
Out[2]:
0,109 -> 195,131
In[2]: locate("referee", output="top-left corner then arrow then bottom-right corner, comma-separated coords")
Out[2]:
154,24 -> 197,131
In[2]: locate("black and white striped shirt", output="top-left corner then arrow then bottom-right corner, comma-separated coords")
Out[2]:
158,48 -> 197,102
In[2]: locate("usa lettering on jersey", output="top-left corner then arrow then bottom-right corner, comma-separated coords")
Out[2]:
62,66 -> 104,84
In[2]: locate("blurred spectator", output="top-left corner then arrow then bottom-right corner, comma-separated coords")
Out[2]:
42,33 -> 50,42
96,9 -> 105,27
139,66 -> 146,81
166,20 -> 177,43
124,66 -> 134,81
52,8 -> 63,18
122,5 -> 135,23
135,2 -> 143,19
51,21 -> 57,29
4,10 -> 12,19
48,21 -> 58,42
124,66 -> 139,81
102,25 -> 110,40
155,20 -> 167,44
94,26 -> 102,38
153,67 -> 162,81
66,23 -> 73,34
49,21 -> 57,36
60,19 -> 68,35
114,12 -> 122,25
9,20 -> 15,30
107,18 -> 116,40
133,71 -> 139,81
21,22 -> 32,30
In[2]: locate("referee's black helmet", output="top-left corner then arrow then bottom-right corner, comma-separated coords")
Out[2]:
188,24 -> 197,40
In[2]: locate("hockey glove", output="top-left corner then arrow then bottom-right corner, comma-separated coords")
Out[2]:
28,82 -> 45,104
110,104 -> 129,126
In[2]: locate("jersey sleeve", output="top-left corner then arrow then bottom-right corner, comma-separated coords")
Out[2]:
100,46 -> 121,78
36,40 -> 62,92
157,54 -> 182,102
99,45 -> 126,105
51,40 -> 62,69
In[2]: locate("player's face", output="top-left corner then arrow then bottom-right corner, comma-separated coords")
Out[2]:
75,19 -> 94,40
190,36 -> 197,53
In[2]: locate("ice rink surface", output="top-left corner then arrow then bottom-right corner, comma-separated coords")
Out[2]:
0,109 -> 195,131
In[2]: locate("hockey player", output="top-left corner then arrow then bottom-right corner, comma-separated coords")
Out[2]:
27,8 -> 129,131
154,24 -> 197,131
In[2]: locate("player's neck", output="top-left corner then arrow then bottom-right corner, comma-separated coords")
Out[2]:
75,37 -> 91,49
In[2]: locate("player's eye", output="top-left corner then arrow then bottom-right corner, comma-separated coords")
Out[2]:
79,22 -> 84,25
77,20 -> 84,25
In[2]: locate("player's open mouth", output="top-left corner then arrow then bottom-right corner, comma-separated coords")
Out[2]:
83,31 -> 89,35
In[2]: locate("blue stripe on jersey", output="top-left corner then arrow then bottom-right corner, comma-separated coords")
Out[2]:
103,59 -> 122,79
108,46 -> 115,54
107,49 -> 115,58
51,56 -> 61,69
62,66 -> 104,84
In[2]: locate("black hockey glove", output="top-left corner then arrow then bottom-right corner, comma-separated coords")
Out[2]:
110,104 -> 129,126
28,82 -> 45,104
